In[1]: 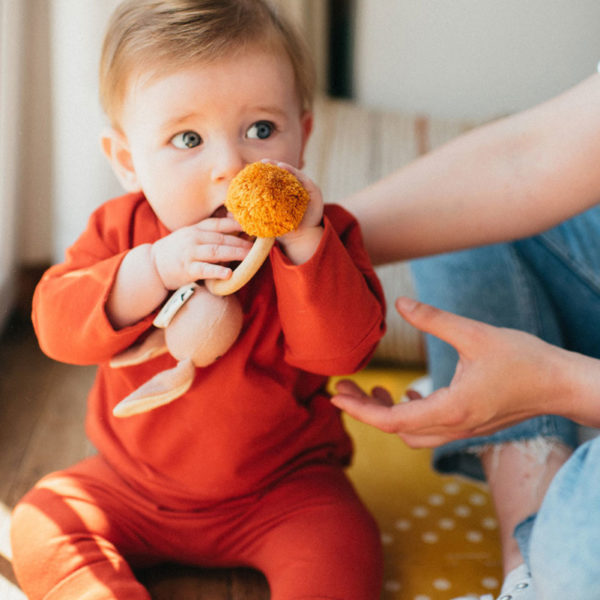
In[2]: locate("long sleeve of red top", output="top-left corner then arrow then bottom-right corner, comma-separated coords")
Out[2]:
32,193 -> 386,506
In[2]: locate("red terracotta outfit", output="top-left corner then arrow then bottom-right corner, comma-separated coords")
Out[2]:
11,193 -> 386,600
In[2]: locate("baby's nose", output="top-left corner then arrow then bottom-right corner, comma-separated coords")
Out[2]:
210,144 -> 244,183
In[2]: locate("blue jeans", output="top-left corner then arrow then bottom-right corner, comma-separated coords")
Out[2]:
526,437 -> 600,598
410,205 -> 600,594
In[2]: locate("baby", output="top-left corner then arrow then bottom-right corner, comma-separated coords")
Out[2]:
11,1 -> 386,599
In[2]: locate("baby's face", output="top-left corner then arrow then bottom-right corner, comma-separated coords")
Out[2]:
118,47 -> 312,231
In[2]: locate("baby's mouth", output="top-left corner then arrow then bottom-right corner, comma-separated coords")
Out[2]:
210,205 -> 251,242
211,205 -> 228,219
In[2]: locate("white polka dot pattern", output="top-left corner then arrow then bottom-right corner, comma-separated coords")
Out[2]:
331,370 -> 502,600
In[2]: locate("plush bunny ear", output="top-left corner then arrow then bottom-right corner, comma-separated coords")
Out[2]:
110,328 -> 168,368
112,358 -> 195,418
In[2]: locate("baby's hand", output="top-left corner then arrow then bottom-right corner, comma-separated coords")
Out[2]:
151,217 -> 252,290
265,161 -> 324,265
275,161 -> 323,230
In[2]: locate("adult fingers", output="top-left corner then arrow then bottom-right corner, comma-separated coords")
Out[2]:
397,431 -> 456,448
332,393 -> 458,439
371,385 -> 395,406
405,389 -> 423,401
334,380 -> 394,408
395,297 -> 484,353
331,394 -> 406,435
334,382 -> 469,437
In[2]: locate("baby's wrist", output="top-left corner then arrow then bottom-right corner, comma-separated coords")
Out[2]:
278,225 -> 324,265
148,242 -> 170,291
107,244 -> 168,329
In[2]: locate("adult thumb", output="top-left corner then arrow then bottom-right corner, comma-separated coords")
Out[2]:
395,297 -> 478,350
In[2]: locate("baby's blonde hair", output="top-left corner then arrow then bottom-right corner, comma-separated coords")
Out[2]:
99,0 -> 315,128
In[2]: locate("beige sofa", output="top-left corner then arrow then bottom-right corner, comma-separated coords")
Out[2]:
304,96 -> 476,366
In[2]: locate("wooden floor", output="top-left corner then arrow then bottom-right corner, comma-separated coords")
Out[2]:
0,313 -> 269,599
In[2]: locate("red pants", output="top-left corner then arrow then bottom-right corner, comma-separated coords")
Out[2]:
11,456 -> 382,600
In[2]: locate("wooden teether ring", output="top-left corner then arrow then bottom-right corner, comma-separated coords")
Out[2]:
205,236 -> 274,296
205,162 -> 309,296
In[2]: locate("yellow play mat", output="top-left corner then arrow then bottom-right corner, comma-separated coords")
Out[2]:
333,368 -> 502,600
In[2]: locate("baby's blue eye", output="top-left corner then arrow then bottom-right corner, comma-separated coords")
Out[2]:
247,121 -> 274,140
172,131 -> 202,149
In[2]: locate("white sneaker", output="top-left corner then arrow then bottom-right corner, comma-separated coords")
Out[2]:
451,563 -> 534,600
497,564 -> 534,599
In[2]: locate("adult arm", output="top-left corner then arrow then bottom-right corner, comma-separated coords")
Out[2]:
344,74 -> 600,264
332,298 -> 600,447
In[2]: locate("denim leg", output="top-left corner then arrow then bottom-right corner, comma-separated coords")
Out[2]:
514,207 -> 600,358
409,207 -> 600,480
528,437 -> 600,598
409,206 -> 600,586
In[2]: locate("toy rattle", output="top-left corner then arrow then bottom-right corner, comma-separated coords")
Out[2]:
110,162 -> 309,417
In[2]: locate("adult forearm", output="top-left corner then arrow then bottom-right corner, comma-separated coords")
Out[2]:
346,75 -> 600,265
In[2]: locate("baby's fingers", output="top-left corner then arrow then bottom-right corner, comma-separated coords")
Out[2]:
190,242 -> 250,269
180,241 -> 252,282
274,161 -> 321,200
193,230 -> 253,250
195,217 -> 245,234
188,262 -> 233,281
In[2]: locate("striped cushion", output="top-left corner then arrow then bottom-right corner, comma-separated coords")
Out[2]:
304,97 -> 476,364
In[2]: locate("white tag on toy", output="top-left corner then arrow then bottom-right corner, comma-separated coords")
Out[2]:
153,283 -> 197,329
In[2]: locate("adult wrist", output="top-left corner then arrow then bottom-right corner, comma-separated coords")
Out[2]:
555,348 -> 600,427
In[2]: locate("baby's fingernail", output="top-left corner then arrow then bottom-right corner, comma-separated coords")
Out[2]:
211,266 -> 231,279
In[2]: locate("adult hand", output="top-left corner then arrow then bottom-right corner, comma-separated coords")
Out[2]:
332,297 -> 578,447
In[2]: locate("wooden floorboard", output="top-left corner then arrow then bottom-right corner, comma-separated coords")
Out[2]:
0,315 -> 95,598
0,315 -> 268,599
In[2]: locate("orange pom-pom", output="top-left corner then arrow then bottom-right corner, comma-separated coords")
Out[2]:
225,162 -> 309,237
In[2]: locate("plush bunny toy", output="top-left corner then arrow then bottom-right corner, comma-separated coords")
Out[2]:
110,162 -> 309,417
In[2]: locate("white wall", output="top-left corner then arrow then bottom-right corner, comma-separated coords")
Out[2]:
18,0 -> 54,266
13,0 -> 600,273
0,0 -> 25,328
16,0 -> 123,266
354,0 -> 600,120
48,0 -> 123,263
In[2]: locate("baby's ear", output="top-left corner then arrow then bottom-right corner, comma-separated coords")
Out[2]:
100,128 -> 141,192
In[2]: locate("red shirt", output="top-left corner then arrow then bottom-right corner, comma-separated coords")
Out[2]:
33,193 -> 386,507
